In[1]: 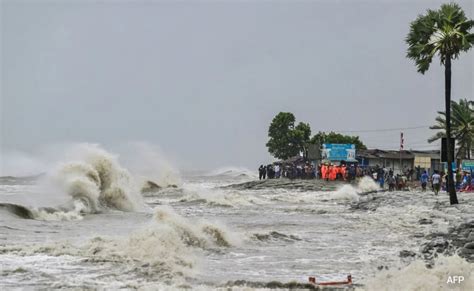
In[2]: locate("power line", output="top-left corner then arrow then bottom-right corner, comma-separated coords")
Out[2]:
318,125 -> 430,133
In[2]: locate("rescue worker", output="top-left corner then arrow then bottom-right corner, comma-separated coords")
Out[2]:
329,164 -> 337,181
323,164 -> 329,181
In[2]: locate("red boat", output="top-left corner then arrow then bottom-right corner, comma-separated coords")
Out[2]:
309,275 -> 352,286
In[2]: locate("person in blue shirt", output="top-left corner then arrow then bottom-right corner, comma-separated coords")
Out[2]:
420,171 -> 429,191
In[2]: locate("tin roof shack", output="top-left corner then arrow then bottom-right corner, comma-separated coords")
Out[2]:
357,149 -> 441,175
357,149 -> 414,174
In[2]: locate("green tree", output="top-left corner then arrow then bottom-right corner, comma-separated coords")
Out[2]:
428,99 -> 474,159
293,122 -> 312,158
310,131 -> 367,150
266,112 -> 311,160
406,3 -> 474,205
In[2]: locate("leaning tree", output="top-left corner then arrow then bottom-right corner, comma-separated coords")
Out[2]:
406,3 -> 474,205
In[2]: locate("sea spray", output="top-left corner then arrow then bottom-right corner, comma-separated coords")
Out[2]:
333,184 -> 360,202
117,142 -> 182,189
358,176 -> 381,192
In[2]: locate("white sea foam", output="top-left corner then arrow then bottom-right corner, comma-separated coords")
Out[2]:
361,255 -> 474,291
117,142 -> 182,188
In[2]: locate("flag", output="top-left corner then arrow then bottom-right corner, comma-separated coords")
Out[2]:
400,132 -> 404,150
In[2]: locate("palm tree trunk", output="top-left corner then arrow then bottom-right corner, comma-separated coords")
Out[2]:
445,55 -> 458,205
468,142 -> 471,160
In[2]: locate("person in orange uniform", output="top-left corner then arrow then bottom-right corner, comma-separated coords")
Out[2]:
329,164 -> 337,181
322,164 -> 328,181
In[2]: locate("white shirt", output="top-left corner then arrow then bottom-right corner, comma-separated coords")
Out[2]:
432,173 -> 441,185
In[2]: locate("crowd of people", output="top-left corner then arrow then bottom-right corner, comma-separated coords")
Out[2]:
423,169 -> 474,194
258,163 -> 317,179
258,160 -> 474,194
258,162 -> 372,181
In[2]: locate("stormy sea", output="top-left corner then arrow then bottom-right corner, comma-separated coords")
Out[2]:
1,144 -> 473,290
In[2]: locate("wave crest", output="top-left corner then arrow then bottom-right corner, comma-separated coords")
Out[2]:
47,144 -> 143,214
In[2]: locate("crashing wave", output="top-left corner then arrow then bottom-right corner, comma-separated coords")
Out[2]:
0,144 -> 145,220
141,180 -> 179,194
44,144 -> 143,214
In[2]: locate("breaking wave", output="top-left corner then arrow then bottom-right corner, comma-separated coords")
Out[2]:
0,201 -> 86,221
206,167 -> 257,179
0,206 -> 237,281
0,144 -> 146,220
179,190 -> 257,208
47,144 -> 143,213
152,205 -> 239,248
252,231 -> 302,242
332,176 -> 380,202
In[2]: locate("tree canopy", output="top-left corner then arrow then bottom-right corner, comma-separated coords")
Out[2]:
266,112 -> 311,160
406,3 -> 474,74
310,131 -> 367,150
429,98 -> 474,159
266,112 -> 368,160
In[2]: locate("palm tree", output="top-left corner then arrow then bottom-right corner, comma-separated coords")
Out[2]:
406,3 -> 474,205
428,99 -> 474,160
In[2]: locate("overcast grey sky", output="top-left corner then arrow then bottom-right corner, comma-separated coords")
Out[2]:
1,0 -> 473,172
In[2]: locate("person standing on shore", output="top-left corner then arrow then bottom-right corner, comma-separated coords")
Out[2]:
258,165 -> 265,180
432,170 -> 441,195
387,174 -> 396,191
377,167 -> 385,188
420,171 -> 429,191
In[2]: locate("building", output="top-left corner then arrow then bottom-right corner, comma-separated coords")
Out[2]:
357,149 -> 441,174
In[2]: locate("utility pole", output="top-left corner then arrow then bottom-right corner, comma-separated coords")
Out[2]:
400,132 -> 404,174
